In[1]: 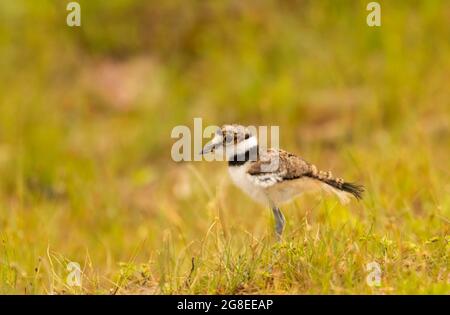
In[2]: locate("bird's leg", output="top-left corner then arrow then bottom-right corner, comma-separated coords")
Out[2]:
271,207 -> 285,239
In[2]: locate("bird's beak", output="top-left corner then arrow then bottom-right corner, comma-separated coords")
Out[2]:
200,141 -> 216,155
200,134 -> 224,155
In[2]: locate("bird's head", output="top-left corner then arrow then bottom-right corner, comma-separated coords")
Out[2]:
200,124 -> 256,157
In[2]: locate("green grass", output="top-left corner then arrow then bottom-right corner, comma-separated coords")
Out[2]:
0,0 -> 449,294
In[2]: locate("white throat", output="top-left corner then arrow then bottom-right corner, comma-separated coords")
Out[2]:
226,136 -> 258,160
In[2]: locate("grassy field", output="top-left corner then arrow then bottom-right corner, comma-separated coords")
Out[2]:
0,1 -> 449,294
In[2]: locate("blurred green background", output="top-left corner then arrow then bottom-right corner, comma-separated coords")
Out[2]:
0,1 -> 448,294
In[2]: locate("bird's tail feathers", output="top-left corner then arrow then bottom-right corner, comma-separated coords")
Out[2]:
306,167 -> 364,203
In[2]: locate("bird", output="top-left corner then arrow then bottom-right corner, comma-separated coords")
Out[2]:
200,124 -> 364,239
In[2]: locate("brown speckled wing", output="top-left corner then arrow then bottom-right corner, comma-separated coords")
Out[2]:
246,149 -> 313,187
247,149 -> 310,176
246,149 -> 364,200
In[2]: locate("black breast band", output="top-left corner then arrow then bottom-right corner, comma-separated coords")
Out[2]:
228,146 -> 259,166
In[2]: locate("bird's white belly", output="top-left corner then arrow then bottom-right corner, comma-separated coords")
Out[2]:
266,177 -> 323,205
228,165 -> 268,205
228,166 -> 324,207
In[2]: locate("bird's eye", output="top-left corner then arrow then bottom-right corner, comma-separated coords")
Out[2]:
244,134 -> 250,140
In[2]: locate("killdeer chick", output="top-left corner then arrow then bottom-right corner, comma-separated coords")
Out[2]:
200,124 -> 364,239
